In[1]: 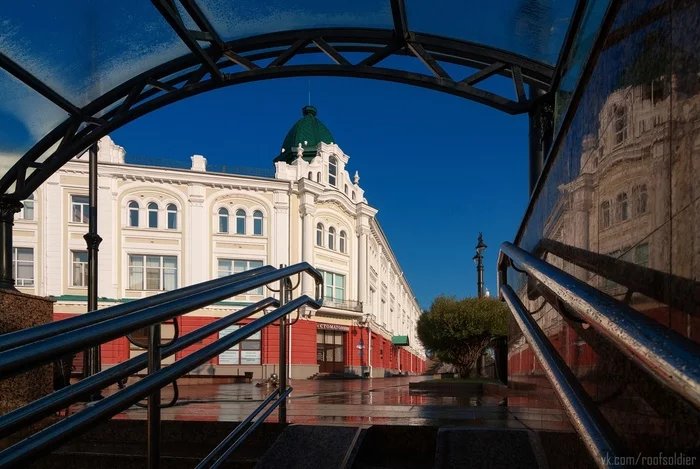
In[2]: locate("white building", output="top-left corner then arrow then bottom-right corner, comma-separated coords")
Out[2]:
12,106 -> 426,379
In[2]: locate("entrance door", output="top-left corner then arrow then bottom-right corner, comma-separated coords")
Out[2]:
316,329 -> 345,373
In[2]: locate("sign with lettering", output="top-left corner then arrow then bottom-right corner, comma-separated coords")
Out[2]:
316,323 -> 350,332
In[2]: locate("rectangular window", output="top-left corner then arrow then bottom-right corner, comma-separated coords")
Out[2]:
71,195 -> 89,224
72,251 -> 88,287
128,255 -> 177,291
218,259 -> 264,294
13,247 -> 34,287
218,325 -> 261,365
319,270 -> 345,301
635,243 -> 649,268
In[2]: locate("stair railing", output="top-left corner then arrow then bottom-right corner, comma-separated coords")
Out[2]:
0,262 -> 323,469
498,242 -> 700,468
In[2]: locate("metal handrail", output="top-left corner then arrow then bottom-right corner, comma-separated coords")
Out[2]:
498,241 -> 700,411
501,285 -> 624,468
0,297 -> 279,439
0,294 -> 321,468
0,265 -> 276,352
0,262 -> 323,379
196,387 -> 293,469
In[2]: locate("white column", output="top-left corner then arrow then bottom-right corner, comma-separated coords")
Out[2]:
188,184 -> 206,285
357,227 -> 368,305
98,175 -> 117,299
44,175 -> 62,297
300,203 -> 316,296
273,191 -> 290,268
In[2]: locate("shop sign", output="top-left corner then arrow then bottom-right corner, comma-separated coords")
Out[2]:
316,323 -> 350,332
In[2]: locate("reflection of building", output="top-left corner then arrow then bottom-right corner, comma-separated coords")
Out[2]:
12,106 -> 426,379
510,68 -> 700,376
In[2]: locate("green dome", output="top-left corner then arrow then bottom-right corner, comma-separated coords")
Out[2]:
274,106 -> 335,164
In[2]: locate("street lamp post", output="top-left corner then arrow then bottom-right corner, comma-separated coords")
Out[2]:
472,233 -> 487,298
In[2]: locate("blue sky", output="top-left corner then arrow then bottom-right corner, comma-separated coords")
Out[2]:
112,75 -> 529,309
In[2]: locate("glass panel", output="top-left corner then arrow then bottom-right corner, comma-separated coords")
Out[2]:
218,259 -> 232,277
23,201 -> 34,220
405,0 -> 579,64
334,345 -> 343,362
236,212 -> 245,234
16,248 -> 33,261
219,213 -> 228,233
325,347 -> 334,361
0,1 -> 189,107
234,260 -> 247,273
0,68 -> 69,185
148,208 -> 158,228
334,333 -> 343,345
317,331 -> 324,343
167,205 -> 177,229
325,333 -> 334,344
241,340 -> 260,350
146,269 -> 161,290
199,0 -> 392,41
129,267 -> 143,290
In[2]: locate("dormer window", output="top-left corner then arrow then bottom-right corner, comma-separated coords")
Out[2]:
329,157 -> 337,187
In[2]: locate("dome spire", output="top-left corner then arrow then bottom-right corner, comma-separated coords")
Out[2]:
274,105 -> 335,164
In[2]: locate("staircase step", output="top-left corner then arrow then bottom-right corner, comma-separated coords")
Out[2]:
30,452 -> 254,469
434,427 -> 542,469
254,425 -> 363,469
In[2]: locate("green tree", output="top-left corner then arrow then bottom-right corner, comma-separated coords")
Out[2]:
417,295 -> 508,377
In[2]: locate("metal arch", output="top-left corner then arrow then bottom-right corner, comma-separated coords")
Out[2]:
0,27 -> 553,199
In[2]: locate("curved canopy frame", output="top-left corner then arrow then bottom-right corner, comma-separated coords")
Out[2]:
0,0 -> 559,200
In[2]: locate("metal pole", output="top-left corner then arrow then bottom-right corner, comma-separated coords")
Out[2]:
476,254 -> 484,298
0,197 -> 21,291
147,323 -> 162,469
278,265 -> 288,424
82,143 -> 103,390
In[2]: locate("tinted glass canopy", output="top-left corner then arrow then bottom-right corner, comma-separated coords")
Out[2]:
0,0 -> 605,199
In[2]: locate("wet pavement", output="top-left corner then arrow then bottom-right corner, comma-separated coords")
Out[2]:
96,376 -> 573,432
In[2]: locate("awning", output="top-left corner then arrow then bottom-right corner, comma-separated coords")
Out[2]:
391,336 -> 409,346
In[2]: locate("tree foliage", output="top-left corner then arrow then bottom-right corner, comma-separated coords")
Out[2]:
417,295 -> 508,377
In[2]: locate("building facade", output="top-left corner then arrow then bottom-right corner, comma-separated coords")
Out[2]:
12,106 -> 426,379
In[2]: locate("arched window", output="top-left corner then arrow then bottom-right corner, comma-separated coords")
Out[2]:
147,202 -> 159,228
616,192 -> 628,222
600,201 -> 611,229
19,193 -> 34,220
339,231 -> 347,253
253,210 -> 263,236
316,223 -> 324,246
308,171 -> 313,180
344,184 -> 348,195
128,201 -> 139,227
166,204 -> 177,230
235,209 -> 246,234
328,227 -> 335,250
632,184 -> 648,216
352,191 -> 356,201
329,156 -> 337,186
218,208 -> 229,233
316,172 -> 321,183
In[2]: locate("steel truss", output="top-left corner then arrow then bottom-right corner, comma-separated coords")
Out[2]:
0,0 -> 554,199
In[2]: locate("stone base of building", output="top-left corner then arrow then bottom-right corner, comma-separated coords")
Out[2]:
0,289 -> 53,418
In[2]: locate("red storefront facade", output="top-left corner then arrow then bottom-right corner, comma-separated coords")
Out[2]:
57,312 -> 425,379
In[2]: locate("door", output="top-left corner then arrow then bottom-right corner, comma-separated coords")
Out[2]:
316,329 -> 345,373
